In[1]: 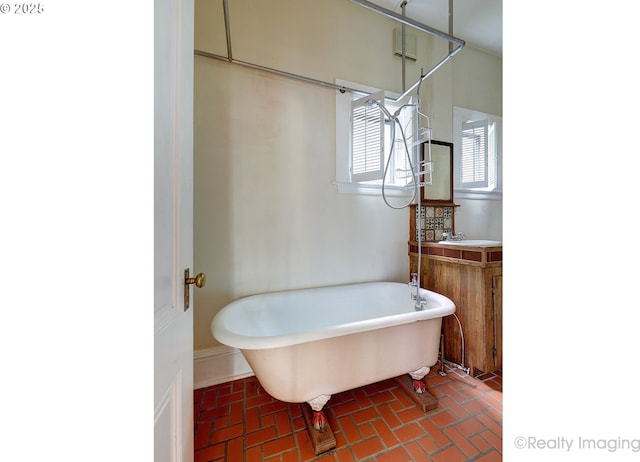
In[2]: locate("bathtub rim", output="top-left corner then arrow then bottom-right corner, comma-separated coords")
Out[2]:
211,281 -> 455,350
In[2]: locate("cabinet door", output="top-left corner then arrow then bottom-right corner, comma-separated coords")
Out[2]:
492,275 -> 502,369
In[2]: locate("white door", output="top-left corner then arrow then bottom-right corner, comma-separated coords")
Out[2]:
154,0 -> 195,461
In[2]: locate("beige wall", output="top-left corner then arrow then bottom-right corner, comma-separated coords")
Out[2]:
452,46 -> 503,240
453,46 -> 502,116
193,0 -> 502,350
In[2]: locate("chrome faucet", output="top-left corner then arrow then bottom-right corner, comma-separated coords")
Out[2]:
442,232 -> 465,241
408,273 -> 427,310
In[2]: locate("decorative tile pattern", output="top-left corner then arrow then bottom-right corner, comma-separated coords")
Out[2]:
415,206 -> 454,241
194,365 -> 502,461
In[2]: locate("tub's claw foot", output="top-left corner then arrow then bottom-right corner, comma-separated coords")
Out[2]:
312,411 -> 327,430
307,394 -> 331,430
302,394 -> 336,455
409,366 -> 430,394
412,379 -> 427,394
394,366 -> 439,412
307,394 -> 331,411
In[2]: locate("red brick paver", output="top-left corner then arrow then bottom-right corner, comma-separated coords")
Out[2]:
194,365 -> 502,461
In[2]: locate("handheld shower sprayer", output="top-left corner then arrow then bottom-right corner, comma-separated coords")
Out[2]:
364,98 -> 419,210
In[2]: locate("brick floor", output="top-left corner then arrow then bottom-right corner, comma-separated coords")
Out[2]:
194,365 -> 502,461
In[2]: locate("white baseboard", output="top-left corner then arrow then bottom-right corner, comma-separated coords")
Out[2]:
193,345 -> 254,390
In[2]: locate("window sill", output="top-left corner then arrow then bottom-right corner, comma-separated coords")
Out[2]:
454,189 -> 503,201
333,181 -> 415,197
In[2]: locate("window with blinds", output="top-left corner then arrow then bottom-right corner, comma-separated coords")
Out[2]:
461,119 -> 489,188
452,107 -> 501,196
350,92 -> 385,182
334,78 -> 418,195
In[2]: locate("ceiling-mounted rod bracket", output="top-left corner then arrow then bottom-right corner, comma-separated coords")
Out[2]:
223,0 -> 233,61
349,0 -> 465,101
349,0 -> 464,47
400,0 -> 407,93
448,0 -> 454,53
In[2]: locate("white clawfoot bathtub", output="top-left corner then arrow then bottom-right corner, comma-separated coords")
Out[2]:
211,281 -> 454,426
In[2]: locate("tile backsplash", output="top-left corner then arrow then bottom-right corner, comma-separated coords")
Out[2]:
415,205 -> 454,241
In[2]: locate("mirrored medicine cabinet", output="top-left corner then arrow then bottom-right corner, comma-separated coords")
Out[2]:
420,140 -> 454,204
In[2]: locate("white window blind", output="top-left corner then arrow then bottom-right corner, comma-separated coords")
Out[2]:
350,91 -> 385,182
461,119 -> 489,188
335,79 -> 418,195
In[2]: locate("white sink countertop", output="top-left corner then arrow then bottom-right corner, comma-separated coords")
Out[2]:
437,240 -> 502,247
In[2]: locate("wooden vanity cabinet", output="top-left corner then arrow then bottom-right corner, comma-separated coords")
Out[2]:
409,243 -> 502,376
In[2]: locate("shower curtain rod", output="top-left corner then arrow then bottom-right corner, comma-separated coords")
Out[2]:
194,48 -> 369,94
194,0 -> 465,101
350,0 -> 464,48
350,0 -> 465,100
